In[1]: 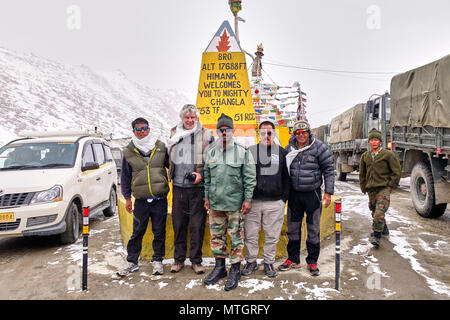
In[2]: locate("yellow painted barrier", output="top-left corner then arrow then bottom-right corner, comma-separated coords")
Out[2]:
117,188 -> 340,261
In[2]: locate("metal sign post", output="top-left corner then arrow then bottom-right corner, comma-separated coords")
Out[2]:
82,207 -> 89,291
335,200 -> 342,291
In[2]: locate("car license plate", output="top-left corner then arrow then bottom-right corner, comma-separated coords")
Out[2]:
0,212 -> 14,222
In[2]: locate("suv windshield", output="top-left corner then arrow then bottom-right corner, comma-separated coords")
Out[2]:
0,142 -> 78,170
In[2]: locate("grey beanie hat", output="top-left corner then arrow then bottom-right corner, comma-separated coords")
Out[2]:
217,113 -> 234,129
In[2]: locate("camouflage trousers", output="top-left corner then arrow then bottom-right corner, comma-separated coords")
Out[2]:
209,209 -> 244,264
367,187 -> 391,233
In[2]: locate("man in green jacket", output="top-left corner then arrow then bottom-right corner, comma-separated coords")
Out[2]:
359,129 -> 401,248
203,113 -> 256,291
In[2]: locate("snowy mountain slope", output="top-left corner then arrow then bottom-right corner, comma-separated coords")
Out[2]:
0,46 -> 190,146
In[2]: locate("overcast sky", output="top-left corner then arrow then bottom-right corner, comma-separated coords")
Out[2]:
1,0 -> 450,128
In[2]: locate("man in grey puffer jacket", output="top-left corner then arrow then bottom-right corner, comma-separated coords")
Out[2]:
279,120 -> 334,276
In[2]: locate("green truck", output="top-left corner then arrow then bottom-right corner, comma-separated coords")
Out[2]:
327,93 -> 391,181
390,55 -> 450,218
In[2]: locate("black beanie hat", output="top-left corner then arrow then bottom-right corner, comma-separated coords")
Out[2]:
217,113 -> 234,130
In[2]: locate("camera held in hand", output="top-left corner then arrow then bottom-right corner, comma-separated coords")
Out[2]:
184,172 -> 197,182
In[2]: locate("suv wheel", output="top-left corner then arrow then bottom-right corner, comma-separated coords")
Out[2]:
60,202 -> 81,244
103,187 -> 117,217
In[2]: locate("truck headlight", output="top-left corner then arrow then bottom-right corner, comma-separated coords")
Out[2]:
30,185 -> 63,204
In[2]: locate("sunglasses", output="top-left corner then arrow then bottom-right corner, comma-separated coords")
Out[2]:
217,128 -> 232,134
134,126 -> 149,132
294,129 -> 308,136
260,131 -> 273,136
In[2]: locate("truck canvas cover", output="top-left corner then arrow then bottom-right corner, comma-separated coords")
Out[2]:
311,124 -> 327,142
391,54 -> 450,128
329,103 -> 365,143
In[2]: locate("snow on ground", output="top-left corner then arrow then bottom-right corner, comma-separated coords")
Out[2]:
335,180 -> 450,298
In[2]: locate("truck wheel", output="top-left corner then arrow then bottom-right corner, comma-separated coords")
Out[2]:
410,162 -> 447,218
336,163 -> 347,182
60,202 -> 81,244
103,187 -> 117,217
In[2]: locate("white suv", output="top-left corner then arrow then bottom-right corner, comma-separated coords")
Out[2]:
0,131 -> 118,244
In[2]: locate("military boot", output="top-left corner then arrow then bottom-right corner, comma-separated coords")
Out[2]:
204,258 -> 227,286
370,231 -> 382,248
224,262 -> 241,291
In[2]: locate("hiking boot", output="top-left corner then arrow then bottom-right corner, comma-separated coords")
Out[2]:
382,224 -> 389,236
191,263 -> 205,275
152,260 -> 164,275
278,259 -> 300,271
264,263 -> 277,278
116,262 -> 139,277
241,261 -> 258,276
204,258 -> 227,286
170,261 -> 184,273
224,262 -> 241,291
371,231 -> 382,248
307,263 -> 320,276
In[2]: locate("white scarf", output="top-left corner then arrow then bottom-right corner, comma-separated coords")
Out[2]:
167,121 -> 202,150
132,133 -> 159,155
286,138 -> 316,174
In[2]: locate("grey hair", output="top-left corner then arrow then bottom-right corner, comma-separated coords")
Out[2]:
179,104 -> 199,119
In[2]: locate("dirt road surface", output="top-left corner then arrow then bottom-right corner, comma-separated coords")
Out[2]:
1,176 -> 449,300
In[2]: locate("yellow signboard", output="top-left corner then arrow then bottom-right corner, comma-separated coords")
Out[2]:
196,21 -> 256,145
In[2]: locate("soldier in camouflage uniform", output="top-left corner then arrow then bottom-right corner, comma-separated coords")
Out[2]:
359,129 -> 401,248
203,113 -> 256,291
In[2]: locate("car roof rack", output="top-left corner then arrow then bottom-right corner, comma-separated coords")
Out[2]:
19,130 -> 106,139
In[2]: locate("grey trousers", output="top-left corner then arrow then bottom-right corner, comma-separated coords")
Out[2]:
244,199 -> 286,264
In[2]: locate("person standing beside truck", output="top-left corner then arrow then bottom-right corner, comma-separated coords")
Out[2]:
117,117 -> 170,277
359,129 -> 401,248
279,120 -> 334,276
167,104 -> 215,275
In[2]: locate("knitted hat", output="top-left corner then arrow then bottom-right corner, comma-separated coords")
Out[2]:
293,120 -> 310,132
368,129 -> 382,141
217,113 -> 234,130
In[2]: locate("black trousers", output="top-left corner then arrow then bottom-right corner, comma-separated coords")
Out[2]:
171,186 -> 207,264
126,198 -> 167,264
286,188 -> 322,264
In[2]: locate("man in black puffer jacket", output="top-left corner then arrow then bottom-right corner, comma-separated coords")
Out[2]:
278,120 -> 334,276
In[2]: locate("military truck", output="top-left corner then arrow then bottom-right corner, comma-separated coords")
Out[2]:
328,92 -> 391,181
311,124 -> 330,145
390,55 -> 450,218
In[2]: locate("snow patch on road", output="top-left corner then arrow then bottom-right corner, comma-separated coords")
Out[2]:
239,279 -> 274,294
280,280 -> 338,300
389,230 -> 450,297
185,279 -> 202,290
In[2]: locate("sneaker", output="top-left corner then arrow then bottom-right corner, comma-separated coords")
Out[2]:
307,264 -> 320,276
116,262 -> 139,277
278,259 -> 300,271
241,261 -> 258,276
264,263 -> 277,278
152,261 -> 164,275
191,263 -> 205,275
370,231 -> 382,248
170,261 -> 184,273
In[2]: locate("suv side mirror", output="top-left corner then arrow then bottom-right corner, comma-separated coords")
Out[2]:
82,162 -> 100,172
